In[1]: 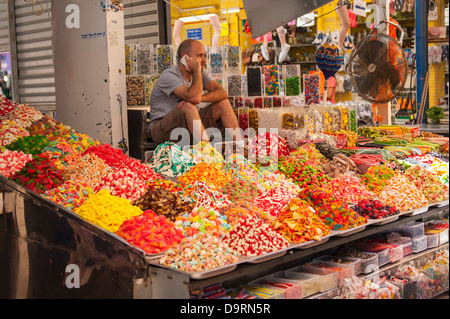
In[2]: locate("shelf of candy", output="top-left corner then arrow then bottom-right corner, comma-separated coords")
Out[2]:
246,66 -> 263,96
207,46 -> 225,75
126,75 -> 145,106
225,46 -> 241,74
282,64 -> 301,96
156,45 -> 173,74
263,65 -> 280,96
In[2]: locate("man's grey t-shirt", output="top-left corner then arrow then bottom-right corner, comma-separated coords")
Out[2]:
149,65 -> 213,128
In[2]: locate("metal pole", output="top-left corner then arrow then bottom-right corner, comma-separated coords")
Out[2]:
415,0 -> 429,124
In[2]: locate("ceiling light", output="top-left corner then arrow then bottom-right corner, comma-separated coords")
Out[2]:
220,7 -> 240,14
179,14 -> 216,23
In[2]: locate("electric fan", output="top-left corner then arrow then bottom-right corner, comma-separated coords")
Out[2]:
346,21 -> 408,104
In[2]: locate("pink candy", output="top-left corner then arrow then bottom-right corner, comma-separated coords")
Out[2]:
0,149 -> 33,177
94,168 -> 148,202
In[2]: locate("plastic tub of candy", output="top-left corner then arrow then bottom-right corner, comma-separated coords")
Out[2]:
426,233 -> 440,248
387,244 -> 404,262
357,242 -> 391,267
357,252 -> 380,274
387,277 -> 417,299
425,220 -> 449,245
307,287 -> 341,299
401,241 -> 413,256
245,278 -> 285,299
313,255 -> 362,275
302,261 -> 354,287
283,269 -> 320,297
285,266 -> 338,293
396,221 -> 425,238
412,235 -> 428,253
262,272 -> 304,299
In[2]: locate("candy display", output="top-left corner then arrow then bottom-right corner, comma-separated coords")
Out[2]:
0,150 -> 32,177
10,151 -> 66,194
378,174 -> 429,211
95,168 -> 148,202
351,199 -> 400,220
223,214 -> 289,256
403,166 -> 449,203
174,206 -> 231,238
160,233 -> 238,272
272,198 -> 331,243
74,189 -> 143,233
116,210 -> 185,255
133,186 -> 193,221
326,175 -> 374,204
1,91 -> 449,300
264,65 -> 280,96
42,180 -> 94,211
64,153 -> 113,189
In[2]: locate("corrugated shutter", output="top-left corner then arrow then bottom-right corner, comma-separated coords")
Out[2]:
13,0 -> 55,111
0,0 -> 9,53
123,0 -> 168,44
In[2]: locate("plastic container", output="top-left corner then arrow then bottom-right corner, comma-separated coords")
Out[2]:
285,266 -> 338,293
283,270 -> 320,297
208,46 -> 225,74
263,65 -> 281,96
302,261 -> 355,287
246,66 -> 263,96
396,221 -> 425,238
357,252 -> 380,274
307,287 -> 340,299
412,235 -> 428,253
387,277 -> 417,299
238,107 -> 249,132
144,74 -> 160,106
426,233 -> 440,248
227,74 -> 243,97
425,220 -> 449,245
126,76 -> 145,106
226,46 -> 241,74
125,44 -> 135,75
313,255 -> 362,276
273,96 -> 282,108
282,64 -> 301,96
261,272 -> 304,299
135,44 -> 153,75
358,245 -> 390,267
156,45 -> 173,73
248,109 -> 259,132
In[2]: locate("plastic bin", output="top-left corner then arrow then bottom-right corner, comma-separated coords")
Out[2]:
412,235 -> 428,253
426,233 -> 440,248
245,277 -> 285,299
302,261 -> 355,287
262,273 -> 304,299
358,246 -> 390,267
285,266 -> 338,294
396,221 -> 425,238
313,255 -> 362,275
388,277 -> 417,299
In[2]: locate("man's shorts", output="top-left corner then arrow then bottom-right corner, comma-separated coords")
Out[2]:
149,103 -> 224,145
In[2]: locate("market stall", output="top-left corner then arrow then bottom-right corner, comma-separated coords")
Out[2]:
0,95 -> 448,299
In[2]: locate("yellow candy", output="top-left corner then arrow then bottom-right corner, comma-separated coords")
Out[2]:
74,189 -> 143,232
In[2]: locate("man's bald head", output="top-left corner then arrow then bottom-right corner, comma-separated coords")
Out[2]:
177,39 -> 202,61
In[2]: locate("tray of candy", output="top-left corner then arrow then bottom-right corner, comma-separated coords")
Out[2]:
402,205 -> 429,216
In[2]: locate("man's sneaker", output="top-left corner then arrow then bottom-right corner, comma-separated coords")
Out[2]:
279,44 -> 291,62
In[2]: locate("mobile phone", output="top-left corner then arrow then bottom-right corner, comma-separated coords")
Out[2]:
180,55 -> 191,71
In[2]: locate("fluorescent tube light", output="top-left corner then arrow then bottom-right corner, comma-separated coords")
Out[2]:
179,14 -> 216,23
